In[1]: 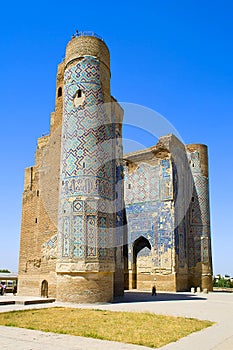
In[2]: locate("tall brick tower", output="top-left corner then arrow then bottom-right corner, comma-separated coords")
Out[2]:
55,33 -> 124,302
186,144 -> 213,291
18,32 -> 124,302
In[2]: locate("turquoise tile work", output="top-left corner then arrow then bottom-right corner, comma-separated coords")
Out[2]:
58,56 -> 118,260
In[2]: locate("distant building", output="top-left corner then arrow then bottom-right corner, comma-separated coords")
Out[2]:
18,32 -> 213,303
0,273 -> 17,292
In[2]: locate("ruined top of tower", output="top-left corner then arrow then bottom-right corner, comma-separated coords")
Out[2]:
65,31 -> 110,69
74,30 -> 105,42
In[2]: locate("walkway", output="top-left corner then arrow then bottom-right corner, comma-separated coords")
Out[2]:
0,291 -> 232,349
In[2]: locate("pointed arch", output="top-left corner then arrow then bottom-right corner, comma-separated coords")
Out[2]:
41,280 -> 48,297
132,236 -> 151,289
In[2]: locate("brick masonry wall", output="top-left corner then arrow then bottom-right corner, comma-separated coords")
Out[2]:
18,36 -> 213,300
65,36 -> 110,102
18,68 -> 62,297
56,272 -> 114,303
18,34 -> 125,301
124,134 -> 213,292
186,144 -> 213,291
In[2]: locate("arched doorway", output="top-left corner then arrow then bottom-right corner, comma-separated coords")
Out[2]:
132,236 -> 152,289
41,280 -> 48,298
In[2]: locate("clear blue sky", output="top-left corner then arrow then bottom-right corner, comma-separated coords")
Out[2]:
0,0 -> 232,276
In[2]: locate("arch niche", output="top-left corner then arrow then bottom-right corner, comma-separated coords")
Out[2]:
41,280 -> 48,298
132,236 -> 152,289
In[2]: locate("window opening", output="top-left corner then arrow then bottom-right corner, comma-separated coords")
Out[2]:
57,87 -> 62,97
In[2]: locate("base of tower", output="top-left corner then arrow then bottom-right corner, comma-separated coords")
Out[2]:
56,272 -> 114,303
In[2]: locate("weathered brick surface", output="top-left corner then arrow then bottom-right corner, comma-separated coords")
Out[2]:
65,36 -> 111,102
18,35 -> 213,301
186,144 -> 209,178
18,34 -> 125,302
18,58 -> 62,298
124,135 -> 213,293
56,272 -> 114,303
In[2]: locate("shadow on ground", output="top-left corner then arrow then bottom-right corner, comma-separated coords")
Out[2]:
113,290 -> 207,303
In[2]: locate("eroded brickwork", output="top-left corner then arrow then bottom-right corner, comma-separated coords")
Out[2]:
186,144 -> 213,290
124,135 -> 213,292
18,33 -> 213,301
18,33 -> 125,302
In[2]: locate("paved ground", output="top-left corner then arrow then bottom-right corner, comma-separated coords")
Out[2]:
0,290 -> 232,349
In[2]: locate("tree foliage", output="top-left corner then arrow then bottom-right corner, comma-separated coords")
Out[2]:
0,269 -> 11,273
213,276 -> 233,288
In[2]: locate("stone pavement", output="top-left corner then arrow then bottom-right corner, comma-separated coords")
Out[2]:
0,291 -> 232,350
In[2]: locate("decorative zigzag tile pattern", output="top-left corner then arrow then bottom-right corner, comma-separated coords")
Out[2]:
58,56 -> 117,260
188,151 -> 211,267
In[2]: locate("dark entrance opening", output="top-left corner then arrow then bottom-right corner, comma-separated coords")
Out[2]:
41,280 -> 48,298
57,87 -> 62,97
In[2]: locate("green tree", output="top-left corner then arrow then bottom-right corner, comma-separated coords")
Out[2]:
0,269 -> 11,273
213,276 -> 233,288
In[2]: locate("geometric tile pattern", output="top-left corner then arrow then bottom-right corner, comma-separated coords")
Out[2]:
124,145 -> 211,273
86,216 -> 97,258
124,159 -> 173,205
160,159 -> 173,201
124,163 -> 160,203
98,216 -> 107,257
58,56 -> 117,260
191,175 -> 210,225
62,217 -> 70,257
187,150 -> 211,268
73,215 -> 84,258
124,160 -> 174,269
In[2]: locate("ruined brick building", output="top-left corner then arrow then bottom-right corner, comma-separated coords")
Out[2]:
18,32 -> 213,302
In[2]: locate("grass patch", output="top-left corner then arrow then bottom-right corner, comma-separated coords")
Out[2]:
0,307 -> 214,348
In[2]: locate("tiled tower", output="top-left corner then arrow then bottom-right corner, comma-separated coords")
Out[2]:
186,144 -> 213,291
56,34 -> 124,302
18,32 -> 124,302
